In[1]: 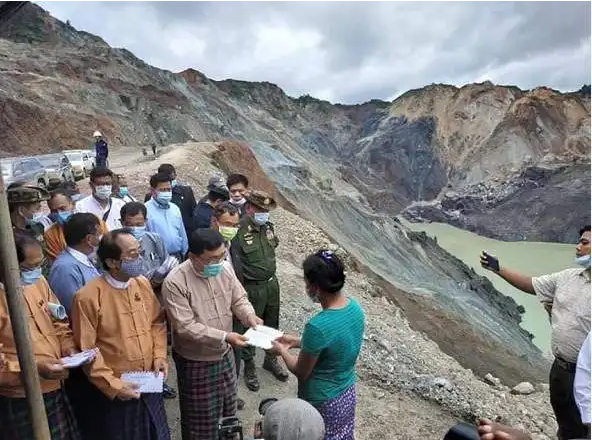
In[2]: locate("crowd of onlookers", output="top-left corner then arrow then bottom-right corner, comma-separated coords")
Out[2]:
0,134 -> 589,440
0,161 -> 366,440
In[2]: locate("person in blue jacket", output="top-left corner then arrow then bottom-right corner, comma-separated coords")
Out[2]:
93,130 -> 109,168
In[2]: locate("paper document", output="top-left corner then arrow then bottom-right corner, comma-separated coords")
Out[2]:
61,349 -> 98,368
244,325 -> 284,350
120,371 -> 164,393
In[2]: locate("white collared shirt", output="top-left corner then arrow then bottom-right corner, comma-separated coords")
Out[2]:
104,272 -> 130,290
66,247 -> 96,269
76,196 -> 125,231
575,331 -> 591,424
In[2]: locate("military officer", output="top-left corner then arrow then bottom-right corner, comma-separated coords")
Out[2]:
234,189 -> 288,391
7,183 -> 51,275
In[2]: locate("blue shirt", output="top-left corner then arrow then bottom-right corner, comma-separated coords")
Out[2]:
299,297 -> 365,406
145,198 -> 189,256
48,249 -> 101,314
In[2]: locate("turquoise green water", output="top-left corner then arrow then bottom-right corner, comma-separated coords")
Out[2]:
400,218 -> 577,355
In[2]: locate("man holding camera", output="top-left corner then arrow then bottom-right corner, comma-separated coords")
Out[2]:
479,225 -> 591,440
163,228 -> 261,440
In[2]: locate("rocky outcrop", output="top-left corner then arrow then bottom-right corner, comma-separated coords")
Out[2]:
1,3 -> 588,242
404,163 -> 591,242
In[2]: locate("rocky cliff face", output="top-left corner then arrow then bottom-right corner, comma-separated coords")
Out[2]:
0,3 -> 589,242
0,1 -> 576,383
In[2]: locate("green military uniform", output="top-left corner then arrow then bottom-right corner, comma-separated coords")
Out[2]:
234,191 -> 280,363
8,185 -> 51,276
231,190 -> 287,391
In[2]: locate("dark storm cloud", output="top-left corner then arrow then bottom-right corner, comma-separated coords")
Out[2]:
37,1 -> 591,104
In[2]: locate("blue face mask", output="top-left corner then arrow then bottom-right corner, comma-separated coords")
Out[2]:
56,210 -> 73,225
253,212 -> 269,225
71,193 -> 84,202
129,226 -> 147,240
171,180 -> 178,188
120,256 -> 145,278
26,212 -> 44,226
203,263 -> 224,278
155,191 -> 173,207
21,267 -> 42,285
575,255 -> 591,268
119,187 -> 129,197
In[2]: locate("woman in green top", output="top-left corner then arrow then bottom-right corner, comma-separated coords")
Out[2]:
270,249 -> 365,440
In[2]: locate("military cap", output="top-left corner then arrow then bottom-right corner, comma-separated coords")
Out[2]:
246,189 -> 277,211
7,185 -> 50,205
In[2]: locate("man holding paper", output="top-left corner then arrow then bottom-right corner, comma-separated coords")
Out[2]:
71,229 -> 170,440
0,233 -> 81,440
163,228 -> 261,440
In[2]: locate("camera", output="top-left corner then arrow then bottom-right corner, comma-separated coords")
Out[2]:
218,398 -> 279,440
218,416 -> 243,440
443,422 -> 480,440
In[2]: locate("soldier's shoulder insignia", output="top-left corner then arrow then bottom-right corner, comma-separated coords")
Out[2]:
266,228 -> 275,240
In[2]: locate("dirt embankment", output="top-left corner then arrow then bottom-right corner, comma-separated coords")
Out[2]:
102,143 -> 557,440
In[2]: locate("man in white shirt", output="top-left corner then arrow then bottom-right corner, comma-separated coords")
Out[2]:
76,167 -> 125,231
575,332 -> 591,431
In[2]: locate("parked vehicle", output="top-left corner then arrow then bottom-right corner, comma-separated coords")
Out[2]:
0,156 -> 50,188
63,150 -> 94,180
37,153 -> 74,186
82,150 -> 96,172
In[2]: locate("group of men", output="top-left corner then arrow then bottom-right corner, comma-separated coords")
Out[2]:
1,162 -> 291,439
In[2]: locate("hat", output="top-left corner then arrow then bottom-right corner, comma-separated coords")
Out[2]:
206,176 -> 229,198
7,185 -> 50,205
263,398 -> 325,440
93,130 -> 102,137
246,189 -> 276,211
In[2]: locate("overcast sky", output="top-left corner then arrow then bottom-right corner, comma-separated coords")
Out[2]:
37,1 -> 591,104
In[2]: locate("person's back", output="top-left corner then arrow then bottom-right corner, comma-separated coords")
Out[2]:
299,297 -> 365,405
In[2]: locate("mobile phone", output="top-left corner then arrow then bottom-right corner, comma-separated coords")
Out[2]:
481,251 -> 500,272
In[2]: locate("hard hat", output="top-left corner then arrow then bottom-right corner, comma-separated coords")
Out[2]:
93,130 -> 102,137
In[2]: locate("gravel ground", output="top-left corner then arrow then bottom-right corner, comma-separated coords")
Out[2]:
82,143 -> 558,440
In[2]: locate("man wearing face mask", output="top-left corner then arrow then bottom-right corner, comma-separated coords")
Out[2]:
120,202 -> 179,400
113,174 -> 137,203
7,183 -> 51,274
163,228 -> 261,439
144,164 -> 197,240
48,213 -> 103,438
145,172 -> 189,261
0,233 -> 81,440
479,224 -> 591,440
48,213 -> 103,314
226,174 -> 250,219
71,230 -> 170,440
76,167 -> 125,231
45,189 -> 109,261
121,202 -> 174,288
234,190 -> 288,392
210,201 -> 246,409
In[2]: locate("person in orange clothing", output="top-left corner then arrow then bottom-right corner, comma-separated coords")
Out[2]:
44,189 -> 108,261
71,229 -> 170,440
0,233 -> 81,440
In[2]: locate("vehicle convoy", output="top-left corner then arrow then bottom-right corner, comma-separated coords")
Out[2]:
0,156 -> 50,188
37,153 -> 74,186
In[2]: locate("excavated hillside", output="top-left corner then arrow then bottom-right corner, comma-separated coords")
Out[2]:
0,2 -> 589,243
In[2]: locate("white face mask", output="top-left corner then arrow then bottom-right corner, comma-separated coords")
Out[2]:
94,185 -> 112,201
575,254 -> 591,268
